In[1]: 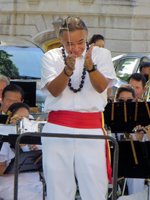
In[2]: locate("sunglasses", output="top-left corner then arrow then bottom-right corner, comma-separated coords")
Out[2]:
118,99 -> 134,103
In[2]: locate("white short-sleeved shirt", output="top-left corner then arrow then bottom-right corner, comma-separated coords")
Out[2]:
41,46 -> 117,112
0,142 -> 15,165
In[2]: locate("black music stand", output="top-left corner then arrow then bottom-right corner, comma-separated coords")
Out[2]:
117,141 -> 150,178
104,101 -> 150,199
5,150 -> 42,174
0,114 -> 8,124
116,141 -> 150,200
0,142 -> 2,150
0,114 -> 9,150
104,101 -> 150,133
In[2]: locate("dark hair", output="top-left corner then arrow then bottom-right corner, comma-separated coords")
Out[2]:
139,62 -> 150,72
7,102 -> 30,117
89,34 -> 104,45
128,73 -> 146,87
2,83 -> 24,100
115,84 -> 135,101
59,16 -> 88,37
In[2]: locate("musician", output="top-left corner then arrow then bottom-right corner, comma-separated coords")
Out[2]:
0,84 -> 24,114
6,102 -> 39,150
133,125 -> 150,141
0,102 -> 43,200
0,142 -> 14,175
0,143 -> 43,200
118,126 -> 150,200
89,34 -> 105,48
110,84 -> 136,142
139,62 -> 150,101
115,84 -> 136,103
0,102 -> 36,173
128,73 -> 146,101
139,62 -> 150,82
115,84 -> 149,140
41,16 -> 117,200
113,85 -> 150,198
125,124 -> 150,198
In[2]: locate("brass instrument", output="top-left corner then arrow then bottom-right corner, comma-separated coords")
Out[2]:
143,73 -> 150,101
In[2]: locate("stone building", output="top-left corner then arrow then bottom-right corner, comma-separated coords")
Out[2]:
1,0 -> 150,55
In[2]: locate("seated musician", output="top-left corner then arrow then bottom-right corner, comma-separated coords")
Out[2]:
115,84 -> 150,141
0,143 -> 43,200
139,62 -> 150,101
7,101 -> 32,123
118,126 -> 150,200
0,84 -> 24,114
124,124 -> 150,199
111,84 -> 136,141
128,73 -> 146,101
113,85 -> 150,199
115,84 -> 136,103
0,102 -> 43,200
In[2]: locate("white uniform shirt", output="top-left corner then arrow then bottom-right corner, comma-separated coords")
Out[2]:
41,46 -> 117,112
0,142 -> 15,165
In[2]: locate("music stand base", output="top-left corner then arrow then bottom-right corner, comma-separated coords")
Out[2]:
145,179 -> 150,200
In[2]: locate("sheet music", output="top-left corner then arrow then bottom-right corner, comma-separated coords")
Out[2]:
19,118 -> 46,134
0,119 -> 46,136
0,124 -> 17,135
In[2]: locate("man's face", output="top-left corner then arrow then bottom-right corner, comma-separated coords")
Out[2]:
60,30 -> 88,58
1,91 -> 23,113
129,79 -> 145,99
140,66 -> 150,76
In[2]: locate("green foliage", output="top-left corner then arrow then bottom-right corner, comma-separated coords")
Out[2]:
0,50 -> 19,79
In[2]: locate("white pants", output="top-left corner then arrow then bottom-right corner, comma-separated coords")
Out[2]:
42,123 -> 108,200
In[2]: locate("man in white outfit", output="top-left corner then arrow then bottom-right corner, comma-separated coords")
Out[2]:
41,16 -> 117,200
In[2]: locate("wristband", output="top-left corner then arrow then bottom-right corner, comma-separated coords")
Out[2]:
63,67 -> 73,77
86,64 -> 97,73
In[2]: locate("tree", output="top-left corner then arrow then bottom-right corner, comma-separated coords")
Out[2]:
0,50 -> 19,78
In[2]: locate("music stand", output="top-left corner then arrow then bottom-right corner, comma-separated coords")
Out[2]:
0,114 -> 8,124
0,114 -> 9,150
114,141 -> 150,199
104,101 -> 150,133
104,101 -> 150,199
5,150 -> 42,174
117,141 -> 150,179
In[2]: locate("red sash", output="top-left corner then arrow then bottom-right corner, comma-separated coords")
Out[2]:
48,110 -> 102,129
48,110 -> 112,183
